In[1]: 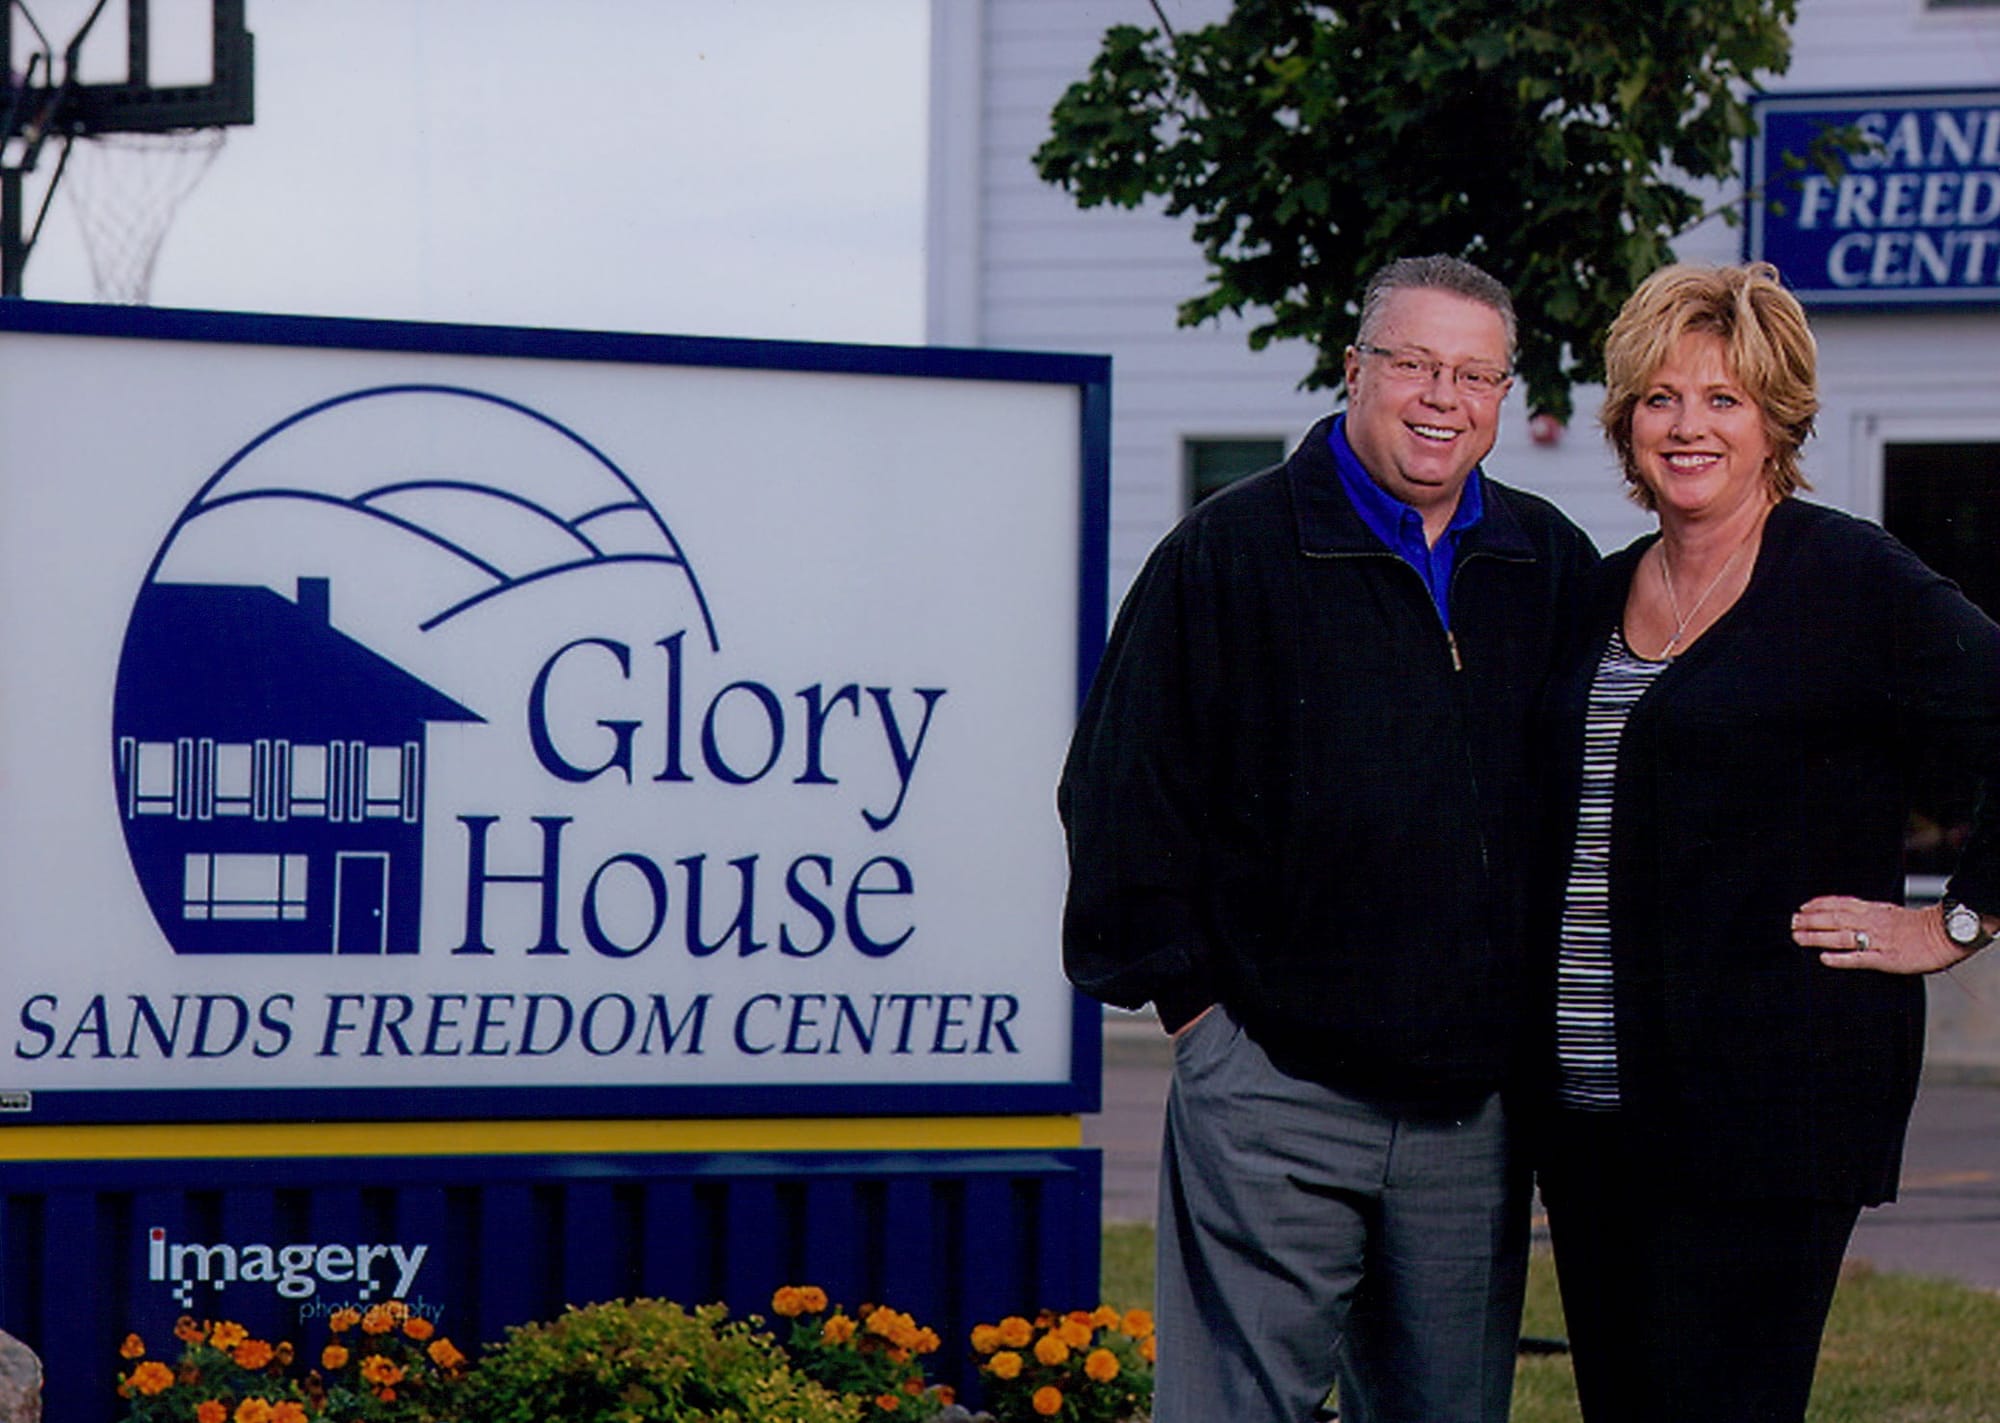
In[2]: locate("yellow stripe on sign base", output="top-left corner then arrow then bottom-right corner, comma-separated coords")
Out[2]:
0,1116 -> 1085,1162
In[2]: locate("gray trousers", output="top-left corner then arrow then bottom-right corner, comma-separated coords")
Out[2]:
1154,1007 -> 1528,1423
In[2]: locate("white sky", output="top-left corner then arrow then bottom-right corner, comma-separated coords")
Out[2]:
10,0 -> 931,343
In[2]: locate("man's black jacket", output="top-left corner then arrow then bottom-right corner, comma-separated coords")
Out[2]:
1059,415 -> 1597,1104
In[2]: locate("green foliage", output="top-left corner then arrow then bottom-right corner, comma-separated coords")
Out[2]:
1034,0 -> 1805,420
463,1299 -> 860,1423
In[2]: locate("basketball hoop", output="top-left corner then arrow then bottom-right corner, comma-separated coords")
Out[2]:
61,127 -> 226,304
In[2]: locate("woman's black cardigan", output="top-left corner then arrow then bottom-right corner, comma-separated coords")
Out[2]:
1536,496 -> 2000,1204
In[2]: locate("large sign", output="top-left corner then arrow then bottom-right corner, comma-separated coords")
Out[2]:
1747,89 -> 2000,307
0,303 -> 1110,1123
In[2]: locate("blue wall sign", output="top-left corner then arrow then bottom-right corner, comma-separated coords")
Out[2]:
1747,89 -> 2000,307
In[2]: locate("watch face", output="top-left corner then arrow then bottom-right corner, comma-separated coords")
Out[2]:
1946,903 -> 1982,946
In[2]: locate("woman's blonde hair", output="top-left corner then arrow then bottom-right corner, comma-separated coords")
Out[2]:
1599,261 -> 1818,510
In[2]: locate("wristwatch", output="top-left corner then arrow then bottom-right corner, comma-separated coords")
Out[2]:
1941,898 -> 1998,953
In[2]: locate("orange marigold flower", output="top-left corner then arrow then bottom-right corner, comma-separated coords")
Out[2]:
987,1351 -> 1023,1380
1120,1308 -> 1154,1339
970,1323 -> 1003,1354
359,1355 -> 406,1387
887,1347 -> 911,1364
120,1333 -> 147,1360
1057,1317 -> 1092,1350
1034,1333 -> 1070,1367
374,1387 -> 398,1403
823,1314 -> 857,1346
914,1327 -> 941,1355
328,1308 -> 361,1333
427,1339 -> 467,1371
1139,1335 -> 1157,1363
128,1361 -> 176,1396
274,1342 -> 294,1368
210,1321 -> 249,1350
175,1316 -> 207,1344
196,1402 -> 228,1423
935,1386 -> 957,1407
996,1316 -> 1033,1349
1091,1305 -> 1122,1330
1032,1385 -> 1064,1417
772,1285 -> 807,1317
232,1340 -> 275,1370
360,1305 -> 396,1335
270,1405 -> 308,1423
384,1300 -> 410,1321
903,1377 -> 925,1395
873,1395 -> 900,1413
799,1285 -> 829,1313
402,1316 -> 435,1341
1085,1347 -> 1120,1382
232,1398 -> 273,1423
322,1344 -> 350,1371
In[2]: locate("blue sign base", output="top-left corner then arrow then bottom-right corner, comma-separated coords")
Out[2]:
0,1146 -> 1103,1421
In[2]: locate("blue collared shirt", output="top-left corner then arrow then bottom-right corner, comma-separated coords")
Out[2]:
1327,414 -> 1485,629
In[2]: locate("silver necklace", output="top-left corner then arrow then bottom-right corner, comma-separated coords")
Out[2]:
1658,532 -> 1754,658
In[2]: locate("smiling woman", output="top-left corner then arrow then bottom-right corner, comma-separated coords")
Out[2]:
1537,261 -> 2000,1423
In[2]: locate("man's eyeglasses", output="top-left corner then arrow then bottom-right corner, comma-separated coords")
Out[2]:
1355,344 -> 1512,397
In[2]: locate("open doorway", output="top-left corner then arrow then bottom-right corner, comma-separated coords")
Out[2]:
1881,441 -> 2000,877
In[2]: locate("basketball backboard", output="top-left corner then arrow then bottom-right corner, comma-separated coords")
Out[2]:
2,0 -> 253,295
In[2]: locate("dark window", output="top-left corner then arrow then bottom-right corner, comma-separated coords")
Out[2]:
1882,441 -> 2000,875
1186,437 -> 1285,507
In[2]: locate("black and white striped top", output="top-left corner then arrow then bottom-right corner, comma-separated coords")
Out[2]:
1556,627 -> 1671,1111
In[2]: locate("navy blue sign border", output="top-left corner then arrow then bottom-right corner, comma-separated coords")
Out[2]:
1745,86 -> 2000,310
0,299 -> 1110,1124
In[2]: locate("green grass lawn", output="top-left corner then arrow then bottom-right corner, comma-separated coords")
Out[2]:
1099,1224 -> 2000,1421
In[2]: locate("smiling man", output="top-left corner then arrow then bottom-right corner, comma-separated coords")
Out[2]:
1060,256 -> 1597,1423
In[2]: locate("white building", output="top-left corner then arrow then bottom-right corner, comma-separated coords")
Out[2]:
926,0 -> 2000,595
927,0 -> 2000,1069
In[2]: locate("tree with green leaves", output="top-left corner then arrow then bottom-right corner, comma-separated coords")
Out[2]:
1034,0 -> 1802,420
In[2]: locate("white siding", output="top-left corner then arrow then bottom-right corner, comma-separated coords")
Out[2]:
929,0 -> 2000,598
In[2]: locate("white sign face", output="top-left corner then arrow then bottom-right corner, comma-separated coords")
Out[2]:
0,309 -> 1107,1121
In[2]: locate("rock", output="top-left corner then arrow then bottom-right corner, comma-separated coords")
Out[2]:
0,1332 -> 39,1423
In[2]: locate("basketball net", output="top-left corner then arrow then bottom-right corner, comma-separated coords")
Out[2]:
62,128 -> 226,304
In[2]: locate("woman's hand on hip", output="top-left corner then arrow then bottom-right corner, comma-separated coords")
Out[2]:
1792,895 -> 1971,975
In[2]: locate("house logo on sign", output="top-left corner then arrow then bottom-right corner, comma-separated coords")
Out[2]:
109,385 -> 718,957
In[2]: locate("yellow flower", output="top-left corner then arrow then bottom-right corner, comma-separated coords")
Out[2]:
1085,1347 -> 1120,1382
360,1305 -> 396,1335
233,1399 -> 273,1423
1057,1316 -> 1093,1350
1120,1308 -> 1155,1340
970,1323 -> 1003,1354
120,1333 -> 146,1360
823,1314 -> 857,1346
1091,1305 -> 1122,1330
772,1285 -> 807,1317
128,1361 -> 175,1396
799,1285 -> 829,1313
232,1339 -> 274,1370
271,1405 -> 308,1423
1139,1334 -> 1157,1363
402,1316 -> 435,1341
328,1308 -> 361,1333
988,1351 -> 1023,1380
321,1344 -> 350,1371
1032,1384 -> 1064,1417
210,1321 -> 249,1350
1034,1332 -> 1070,1367
359,1354 -> 406,1386
914,1327 -> 941,1355
997,1316 -> 1034,1348
196,1402 -> 228,1423
427,1338 -> 467,1371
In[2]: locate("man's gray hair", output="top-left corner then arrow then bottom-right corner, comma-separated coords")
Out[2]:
1356,255 -> 1517,361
